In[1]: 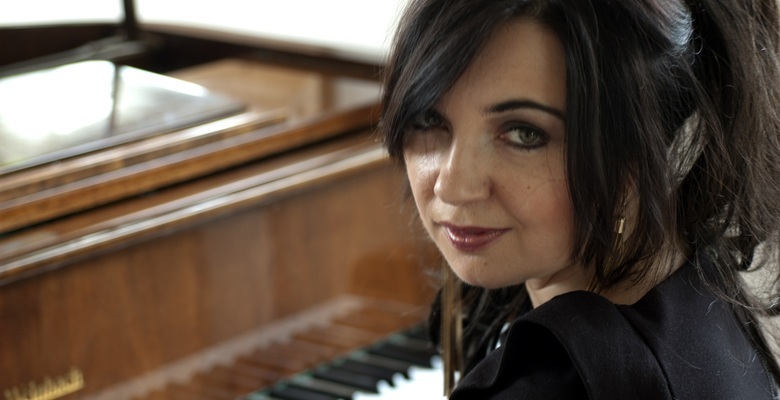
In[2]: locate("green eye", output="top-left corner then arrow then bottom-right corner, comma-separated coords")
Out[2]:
503,124 -> 547,149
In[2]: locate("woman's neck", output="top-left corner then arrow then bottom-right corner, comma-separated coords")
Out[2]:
526,241 -> 690,308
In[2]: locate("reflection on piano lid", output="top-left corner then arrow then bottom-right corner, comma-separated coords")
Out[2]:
0,60 -> 245,173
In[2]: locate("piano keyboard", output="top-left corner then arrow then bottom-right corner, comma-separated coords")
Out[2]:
246,325 -> 444,400
123,297 -> 444,400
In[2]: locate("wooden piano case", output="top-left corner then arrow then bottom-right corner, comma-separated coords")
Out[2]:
0,28 -> 437,400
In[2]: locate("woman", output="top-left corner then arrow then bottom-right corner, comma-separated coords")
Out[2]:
380,0 -> 780,398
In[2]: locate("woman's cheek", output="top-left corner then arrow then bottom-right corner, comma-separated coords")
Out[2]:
405,151 -> 439,198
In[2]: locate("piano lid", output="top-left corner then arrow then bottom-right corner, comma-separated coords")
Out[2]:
0,60 -> 245,173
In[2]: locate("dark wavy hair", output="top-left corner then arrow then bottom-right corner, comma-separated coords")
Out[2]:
380,0 -> 780,379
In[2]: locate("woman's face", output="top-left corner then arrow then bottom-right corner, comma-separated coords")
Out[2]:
403,19 -> 576,290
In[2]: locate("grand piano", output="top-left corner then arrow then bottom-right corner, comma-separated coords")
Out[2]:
0,3 -> 441,399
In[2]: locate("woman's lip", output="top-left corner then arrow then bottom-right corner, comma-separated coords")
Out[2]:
440,223 -> 509,252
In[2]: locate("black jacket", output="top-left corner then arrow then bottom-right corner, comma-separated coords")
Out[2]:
450,253 -> 778,399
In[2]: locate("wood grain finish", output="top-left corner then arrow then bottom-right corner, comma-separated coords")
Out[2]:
0,132 -> 436,398
104,297 -> 424,400
0,135 -> 396,282
0,58 -> 435,400
0,59 -> 379,234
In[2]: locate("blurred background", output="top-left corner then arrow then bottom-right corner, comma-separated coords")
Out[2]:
0,1 -> 442,400
0,0 -> 410,63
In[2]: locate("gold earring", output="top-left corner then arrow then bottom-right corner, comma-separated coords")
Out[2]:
614,216 -> 626,244
441,261 -> 464,396
609,216 -> 627,270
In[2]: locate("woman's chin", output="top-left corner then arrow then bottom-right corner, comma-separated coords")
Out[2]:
450,266 -> 516,290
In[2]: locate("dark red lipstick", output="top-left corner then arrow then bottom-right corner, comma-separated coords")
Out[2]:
441,223 -> 509,252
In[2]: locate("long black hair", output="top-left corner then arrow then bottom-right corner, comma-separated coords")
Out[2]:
381,0 -> 780,379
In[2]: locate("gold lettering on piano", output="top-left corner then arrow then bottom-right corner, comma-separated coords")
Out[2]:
4,368 -> 84,400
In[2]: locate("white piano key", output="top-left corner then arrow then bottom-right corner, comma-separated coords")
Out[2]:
353,356 -> 445,400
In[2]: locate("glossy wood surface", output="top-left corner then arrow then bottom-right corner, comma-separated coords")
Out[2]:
0,59 -> 379,234
0,57 -> 436,400
0,60 -> 246,172
0,131 -> 435,398
106,297 -> 428,400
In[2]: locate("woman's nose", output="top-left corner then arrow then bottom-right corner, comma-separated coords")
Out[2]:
433,141 -> 491,204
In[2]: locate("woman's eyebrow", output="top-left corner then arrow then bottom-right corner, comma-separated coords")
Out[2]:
483,99 -> 566,121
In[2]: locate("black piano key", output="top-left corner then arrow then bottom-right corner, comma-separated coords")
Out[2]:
333,358 -> 399,384
388,333 -> 437,354
390,336 -> 437,357
246,324 -> 434,400
313,368 -> 380,393
268,385 -> 340,400
348,350 -> 414,377
369,342 -> 433,367
288,375 -> 358,399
